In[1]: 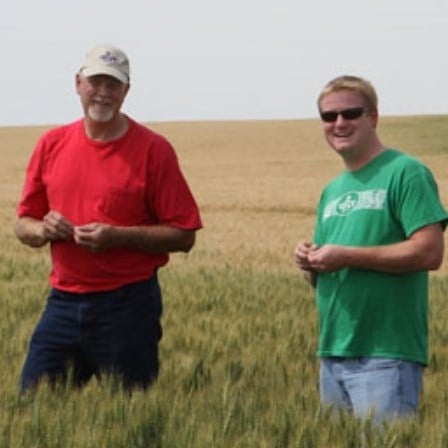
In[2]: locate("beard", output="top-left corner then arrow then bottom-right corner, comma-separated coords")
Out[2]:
87,102 -> 115,123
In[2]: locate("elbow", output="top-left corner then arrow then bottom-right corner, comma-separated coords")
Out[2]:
14,218 -> 47,248
14,219 -> 28,245
427,254 -> 444,271
413,227 -> 445,271
179,231 -> 196,253
14,219 -> 22,240
425,248 -> 444,271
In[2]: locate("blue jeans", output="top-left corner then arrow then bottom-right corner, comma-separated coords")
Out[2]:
320,357 -> 423,424
20,276 -> 162,391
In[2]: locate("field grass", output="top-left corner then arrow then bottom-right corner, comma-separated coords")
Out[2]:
0,115 -> 448,447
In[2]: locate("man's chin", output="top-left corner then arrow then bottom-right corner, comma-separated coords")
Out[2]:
87,107 -> 114,123
332,142 -> 355,153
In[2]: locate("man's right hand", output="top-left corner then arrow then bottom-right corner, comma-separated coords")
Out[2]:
42,211 -> 74,241
15,212 -> 74,248
294,241 -> 318,271
294,241 -> 318,288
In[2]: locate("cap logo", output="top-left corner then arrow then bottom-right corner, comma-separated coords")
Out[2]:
100,51 -> 119,65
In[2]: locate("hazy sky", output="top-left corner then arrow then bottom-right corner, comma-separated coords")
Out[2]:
2,0 -> 447,126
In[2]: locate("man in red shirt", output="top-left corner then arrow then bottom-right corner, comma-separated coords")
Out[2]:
15,44 -> 203,391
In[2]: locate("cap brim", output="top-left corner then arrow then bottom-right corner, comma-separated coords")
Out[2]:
81,66 -> 128,84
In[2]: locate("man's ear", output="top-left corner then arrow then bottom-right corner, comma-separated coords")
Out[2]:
370,109 -> 379,129
75,73 -> 82,95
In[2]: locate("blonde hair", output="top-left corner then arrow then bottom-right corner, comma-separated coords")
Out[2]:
317,75 -> 378,112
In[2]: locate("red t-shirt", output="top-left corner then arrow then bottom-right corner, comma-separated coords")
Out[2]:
17,118 -> 202,293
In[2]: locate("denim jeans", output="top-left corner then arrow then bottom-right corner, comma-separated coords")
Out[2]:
320,357 -> 423,425
20,276 -> 162,392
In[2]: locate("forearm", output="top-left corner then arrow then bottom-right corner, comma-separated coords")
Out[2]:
337,238 -> 443,273
309,224 -> 445,274
14,217 -> 48,248
341,245 -> 419,273
103,224 -> 196,253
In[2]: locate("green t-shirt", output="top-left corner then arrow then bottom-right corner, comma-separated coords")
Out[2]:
314,149 -> 448,365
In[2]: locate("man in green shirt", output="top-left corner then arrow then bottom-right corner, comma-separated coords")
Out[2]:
294,75 -> 448,424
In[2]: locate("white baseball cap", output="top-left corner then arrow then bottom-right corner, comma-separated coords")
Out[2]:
80,44 -> 130,84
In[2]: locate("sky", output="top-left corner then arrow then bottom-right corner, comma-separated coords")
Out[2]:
2,0 -> 447,126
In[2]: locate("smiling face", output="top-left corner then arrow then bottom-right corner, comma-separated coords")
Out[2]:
319,89 -> 379,166
76,73 -> 129,124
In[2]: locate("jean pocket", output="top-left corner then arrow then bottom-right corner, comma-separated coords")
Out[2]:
358,357 -> 401,372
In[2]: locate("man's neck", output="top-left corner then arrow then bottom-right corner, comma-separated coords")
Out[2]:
344,139 -> 386,172
84,114 -> 129,142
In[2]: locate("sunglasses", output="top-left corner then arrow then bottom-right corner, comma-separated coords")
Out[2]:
319,107 -> 366,123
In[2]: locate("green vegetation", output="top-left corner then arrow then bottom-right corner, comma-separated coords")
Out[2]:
3,263 -> 448,447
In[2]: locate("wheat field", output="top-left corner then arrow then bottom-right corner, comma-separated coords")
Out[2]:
1,115 -> 448,447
